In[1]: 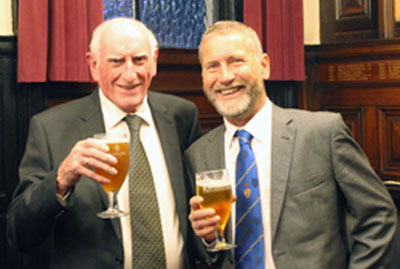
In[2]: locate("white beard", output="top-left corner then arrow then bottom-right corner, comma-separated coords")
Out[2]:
212,91 -> 251,119
204,80 -> 264,122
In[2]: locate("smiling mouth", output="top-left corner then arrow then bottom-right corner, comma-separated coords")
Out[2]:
216,85 -> 244,95
118,84 -> 140,90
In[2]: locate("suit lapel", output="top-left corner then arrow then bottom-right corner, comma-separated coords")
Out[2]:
270,105 -> 296,240
76,90 -> 105,138
147,93 -> 189,239
205,126 -> 226,170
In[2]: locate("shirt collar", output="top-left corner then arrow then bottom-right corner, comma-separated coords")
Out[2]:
224,97 -> 271,146
98,88 -> 152,131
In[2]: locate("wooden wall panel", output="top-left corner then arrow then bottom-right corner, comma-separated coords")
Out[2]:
378,107 -> 400,179
305,39 -> 400,182
143,48 -> 223,133
0,36 -> 20,269
336,0 -> 373,30
325,106 -> 364,145
321,0 -> 378,43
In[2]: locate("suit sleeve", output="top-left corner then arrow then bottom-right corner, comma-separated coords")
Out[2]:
332,115 -> 397,268
6,116 -> 67,251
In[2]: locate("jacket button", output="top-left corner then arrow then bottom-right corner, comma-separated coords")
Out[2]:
115,256 -> 123,265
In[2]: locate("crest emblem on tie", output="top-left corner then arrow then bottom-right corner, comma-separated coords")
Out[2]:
244,183 -> 251,198
244,188 -> 251,198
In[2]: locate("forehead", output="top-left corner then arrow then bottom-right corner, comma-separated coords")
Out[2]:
101,25 -> 152,56
201,32 -> 251,61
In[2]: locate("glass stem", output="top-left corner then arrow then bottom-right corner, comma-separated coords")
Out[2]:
217,230 -> 226,243
109,191 -> 118,210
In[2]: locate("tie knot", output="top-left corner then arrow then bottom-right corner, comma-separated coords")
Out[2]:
125,115 -> 142,134
235,129 -> 253,145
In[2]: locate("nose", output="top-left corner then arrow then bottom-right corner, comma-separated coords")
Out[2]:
219,64 -> 234,84
122,60 -> 137,81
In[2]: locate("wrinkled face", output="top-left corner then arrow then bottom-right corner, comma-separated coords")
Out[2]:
200,32 -> 270,126
87,26 -> 158,113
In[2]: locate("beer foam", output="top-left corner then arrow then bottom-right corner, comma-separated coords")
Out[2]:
197,181 -> 231,193
96,138 -> 129,143
93,133 -> 128,143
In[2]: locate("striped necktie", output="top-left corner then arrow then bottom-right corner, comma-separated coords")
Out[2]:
125,115 -> 166,268
234,129 -> 265,268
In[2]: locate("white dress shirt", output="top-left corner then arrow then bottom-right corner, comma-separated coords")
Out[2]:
224,98 -> 276,268
99,89 -> 184,269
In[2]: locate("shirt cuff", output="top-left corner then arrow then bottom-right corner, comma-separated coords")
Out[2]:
201,237 -> 217,248
56,188 -> 71,206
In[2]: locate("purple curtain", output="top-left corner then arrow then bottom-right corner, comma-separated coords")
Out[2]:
18,0 -> 103,82
244,0 -> 305,81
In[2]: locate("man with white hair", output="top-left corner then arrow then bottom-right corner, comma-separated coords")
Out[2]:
7,18 -> 203,268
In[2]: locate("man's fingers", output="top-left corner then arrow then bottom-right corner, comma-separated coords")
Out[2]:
81,168 -> 111,185
195,225 -> 219,238
191,215 -> 220,239
86,157 -> 117,175
192,215 -> 220,229
189,208 -> 216,221
189,196 -> 204,210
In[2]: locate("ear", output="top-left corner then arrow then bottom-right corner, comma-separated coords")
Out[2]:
151,48 -> 159,78
260,53 -> 270,80
86,52 -> 99,81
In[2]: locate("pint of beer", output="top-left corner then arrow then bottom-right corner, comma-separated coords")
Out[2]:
93,133 -> 130,193
196,169 -> 233,233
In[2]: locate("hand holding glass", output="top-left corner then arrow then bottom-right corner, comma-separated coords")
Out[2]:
93,133 -> 130,219
196,169 -> 235,252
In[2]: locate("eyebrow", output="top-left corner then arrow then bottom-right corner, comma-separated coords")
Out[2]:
105,56 -> 123,61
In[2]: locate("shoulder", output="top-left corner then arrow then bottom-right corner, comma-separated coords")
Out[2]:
185,125 -> 225,172
186,125 -> 224,153
271,105 -> 350,146
273,105 -> 343,131
31,92 -> 98,124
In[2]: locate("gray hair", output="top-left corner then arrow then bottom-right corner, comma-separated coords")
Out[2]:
89,17 -> 158,56
199,20 -> 263,62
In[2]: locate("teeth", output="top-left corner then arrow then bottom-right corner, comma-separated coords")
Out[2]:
119,85 -> 137,90
219,87 -> 240,95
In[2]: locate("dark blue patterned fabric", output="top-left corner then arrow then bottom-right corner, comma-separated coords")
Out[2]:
138,0 -> 206,49
103,0 -> 207,48
103,0 -> 133,20
235,130 -> 265,269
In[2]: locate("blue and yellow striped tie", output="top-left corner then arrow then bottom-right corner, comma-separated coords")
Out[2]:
235,129 -> 265,268
125,115 -> 166,268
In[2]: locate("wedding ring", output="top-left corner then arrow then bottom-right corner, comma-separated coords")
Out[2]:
85,158 -> 90,167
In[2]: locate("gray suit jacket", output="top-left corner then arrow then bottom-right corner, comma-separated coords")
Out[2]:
185,104 -> 397,268
7,90 -> 202,268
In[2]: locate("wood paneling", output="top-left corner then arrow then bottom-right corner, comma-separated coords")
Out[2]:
325,106 -> 364,145
0,35 -> 19,269
320,0 -> 396,43
321,0 -> 378,43
336,0 -> 374,30
378,107 -> 400,178
305,39 -> 400,182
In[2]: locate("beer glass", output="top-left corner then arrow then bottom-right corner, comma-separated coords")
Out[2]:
93,133 -> 130,219
196,169 -> 235,252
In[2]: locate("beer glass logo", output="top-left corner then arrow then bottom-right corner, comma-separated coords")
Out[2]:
114,144 -> 120,152
111,144 -> 126,156
202,184 -> 230,193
